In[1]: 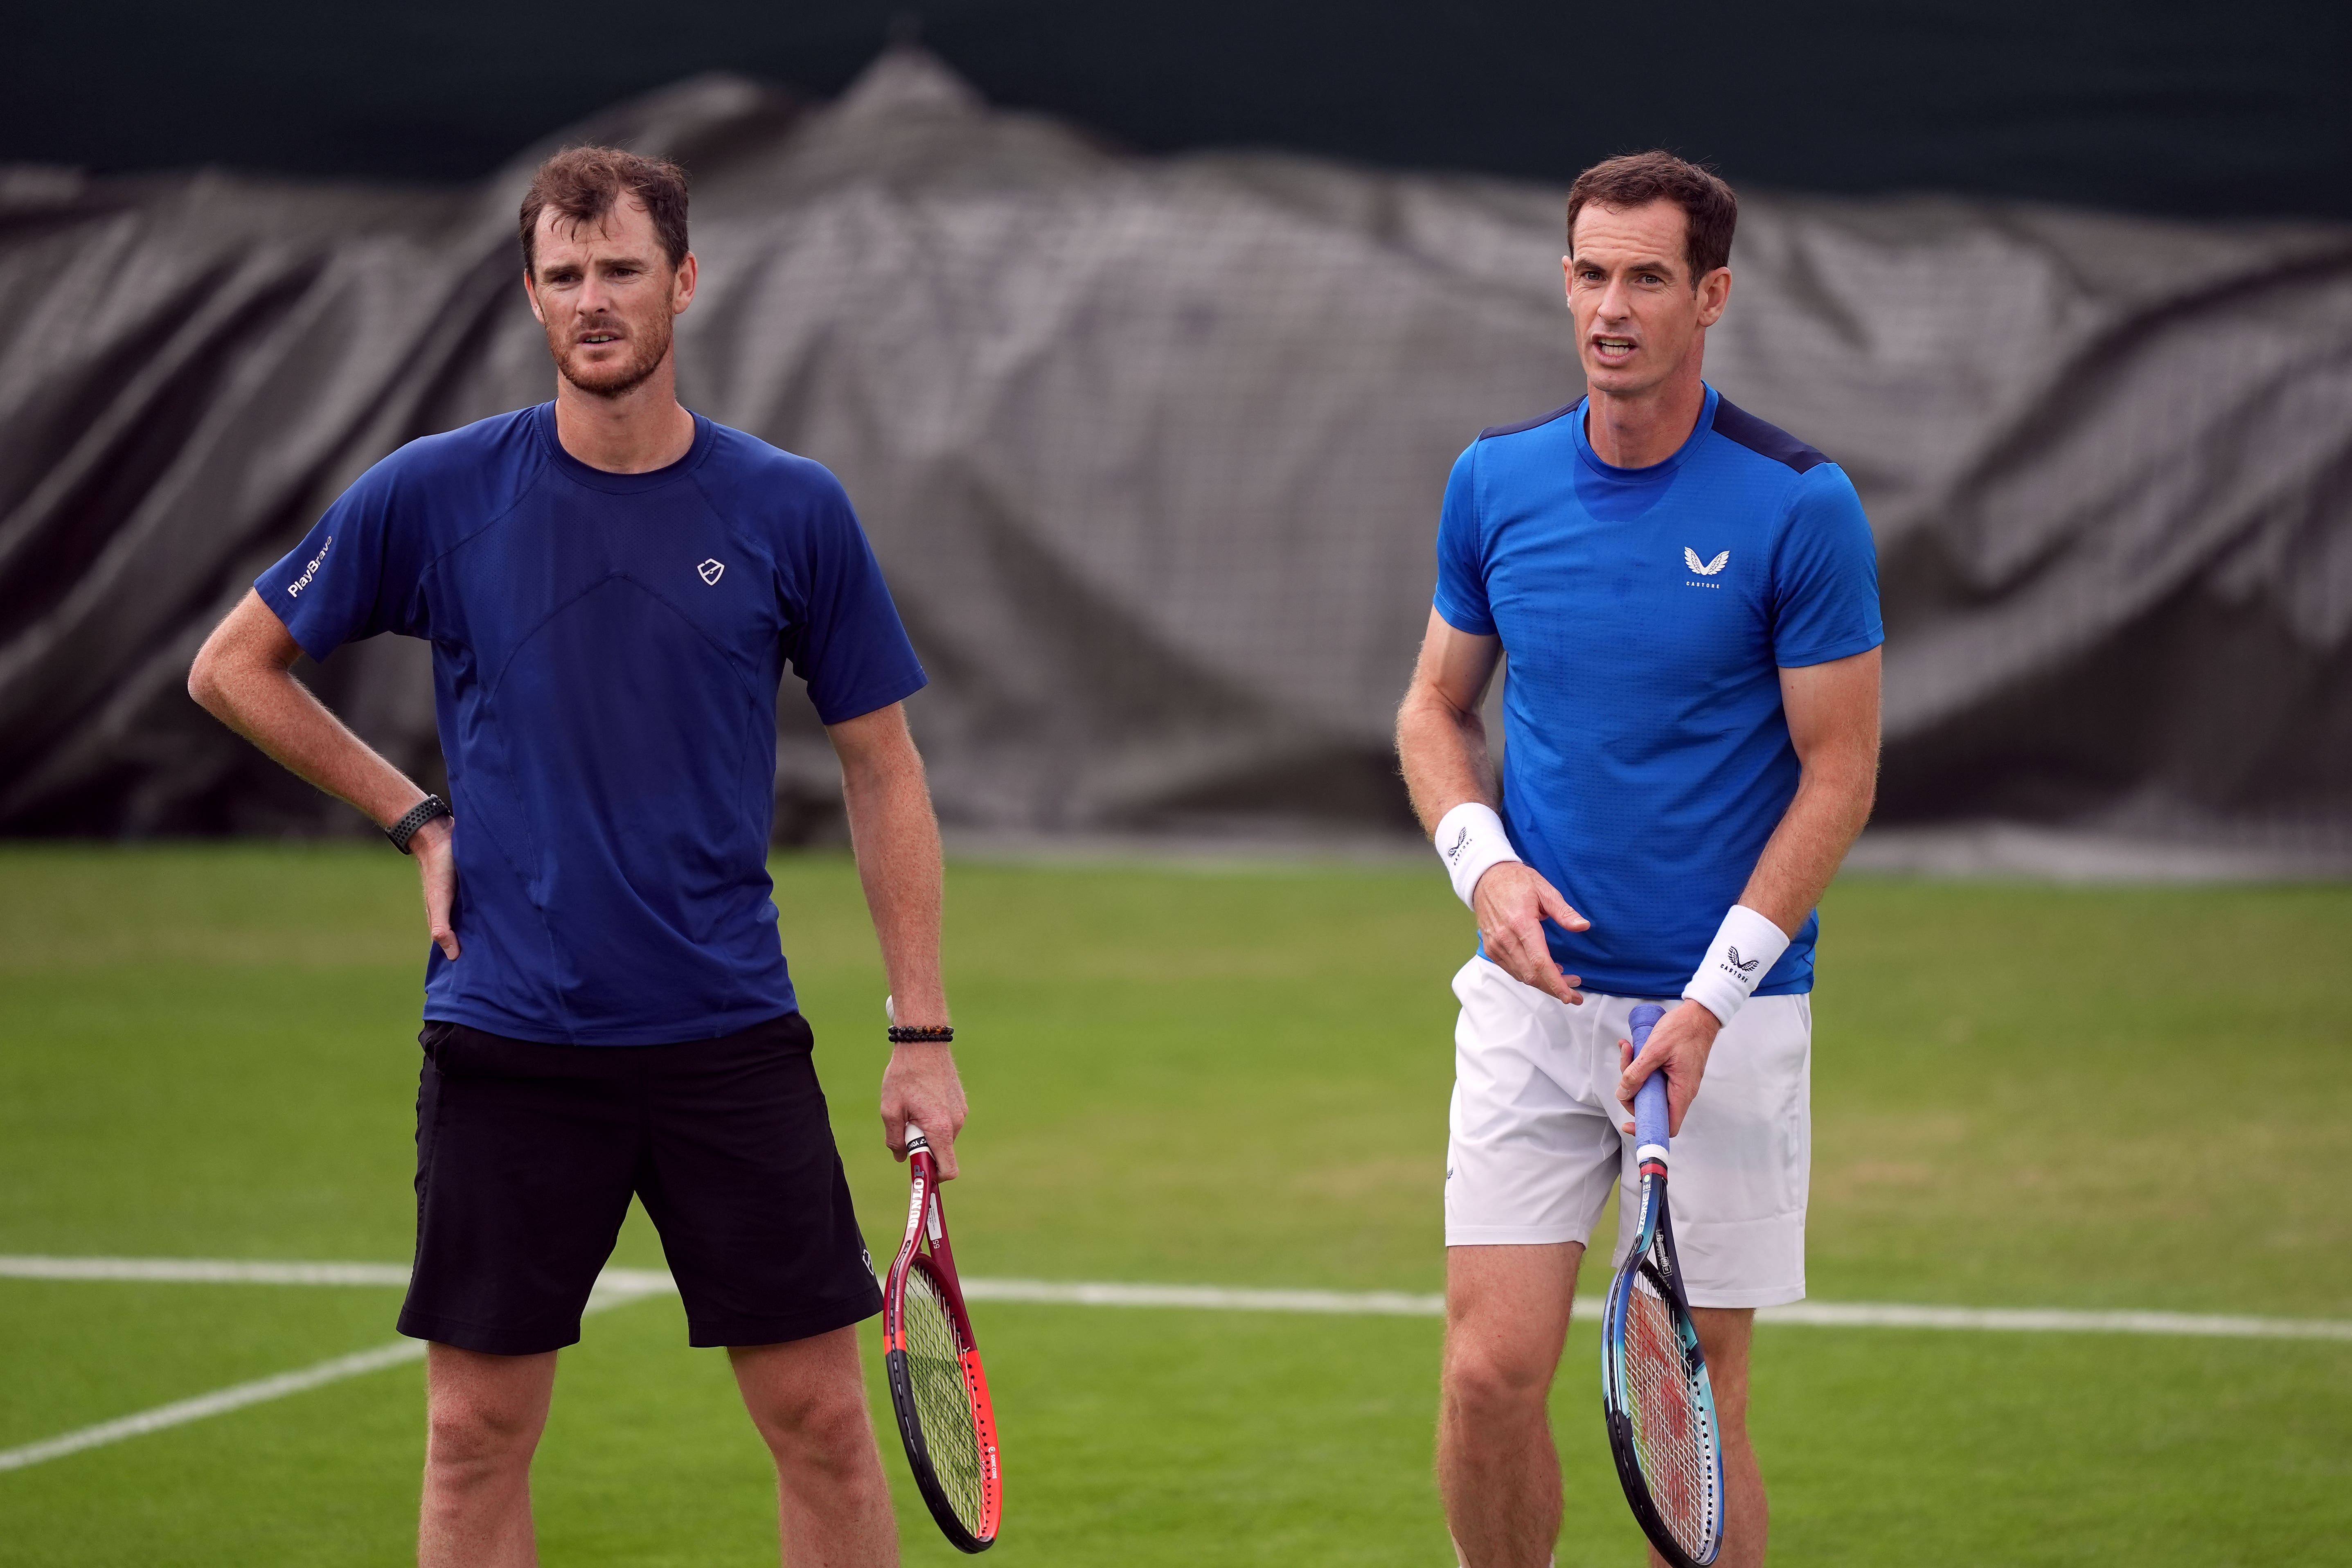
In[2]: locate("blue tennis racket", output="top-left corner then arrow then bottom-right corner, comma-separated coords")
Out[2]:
1601,1002 -> 1726,1568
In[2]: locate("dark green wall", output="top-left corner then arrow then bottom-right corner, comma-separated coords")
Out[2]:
6,1 -> 2348,218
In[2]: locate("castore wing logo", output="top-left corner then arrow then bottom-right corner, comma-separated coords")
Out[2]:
1683,547 -> 1730,576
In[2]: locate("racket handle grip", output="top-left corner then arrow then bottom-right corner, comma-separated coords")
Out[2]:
1628,1003 -> 1669,1152
905,1120 -> 929,1153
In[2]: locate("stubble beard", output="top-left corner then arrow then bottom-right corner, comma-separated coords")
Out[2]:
552,315 -> 672,400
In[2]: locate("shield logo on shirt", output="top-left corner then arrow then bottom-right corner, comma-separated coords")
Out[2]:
697,559 -> 725,585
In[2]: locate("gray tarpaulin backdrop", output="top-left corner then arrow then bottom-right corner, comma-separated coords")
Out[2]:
1,50 -> 2346,848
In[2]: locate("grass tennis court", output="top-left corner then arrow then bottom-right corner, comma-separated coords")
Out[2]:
2,846 -> 2348,1565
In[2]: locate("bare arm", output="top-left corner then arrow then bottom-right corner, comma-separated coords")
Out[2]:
187,589 -> 457,957
1396,607 -> 1505,832
1620,646 -> 1882,1133
828,701 -> 968,1179
1395,608 -> 1589,1005
1737,647 -> 1882,928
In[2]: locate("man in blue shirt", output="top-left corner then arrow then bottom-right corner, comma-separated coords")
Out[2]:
1396,152 -> 1883,1568
191,147 -> 954,1566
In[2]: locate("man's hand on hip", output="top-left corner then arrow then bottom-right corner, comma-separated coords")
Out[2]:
1472,862 -> 1590,1006
412,816 -> 460,960
1617,998 -> 1721,1139
881,1043 -> 968,1180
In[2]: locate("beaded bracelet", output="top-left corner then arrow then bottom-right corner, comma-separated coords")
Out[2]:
887,1024 -> 955,1044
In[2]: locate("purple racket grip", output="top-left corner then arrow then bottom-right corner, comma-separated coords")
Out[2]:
1628,1002 -> 1669,1151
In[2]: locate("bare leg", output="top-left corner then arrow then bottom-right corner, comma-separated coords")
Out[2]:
1438,1241 -> 1583,1568
419,1344 -> 557,1568
1644,1308 -> 1765,1568
730,1327 -> 901,1568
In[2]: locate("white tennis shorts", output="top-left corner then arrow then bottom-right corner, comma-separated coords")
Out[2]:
1444,955 -> 1811,1309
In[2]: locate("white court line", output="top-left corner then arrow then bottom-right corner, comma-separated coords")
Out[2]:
0,1257 -> 415,1287
3,1258 -> 2347,1474
962,1278 -> 2352,1340
0,1270 -> 671,1474
0,1339 -> 429,1473
1760,1301 -> 2352,1340
962,1278 -> 1453,1316
7,1257 -> 2351,1340
0,1257 -> 679,1293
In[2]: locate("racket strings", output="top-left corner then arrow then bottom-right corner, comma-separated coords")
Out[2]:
1622,1268 -> 1719,1555
903,1266 -> 988,1529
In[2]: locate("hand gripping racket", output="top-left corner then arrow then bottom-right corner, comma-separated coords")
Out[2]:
1601,1003 -> 1726,1568
882,1120 -> 1002,1552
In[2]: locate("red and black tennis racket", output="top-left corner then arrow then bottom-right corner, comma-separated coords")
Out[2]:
882,1120 -> 1001,1552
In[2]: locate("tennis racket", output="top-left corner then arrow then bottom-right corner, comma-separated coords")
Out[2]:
1601,1002 -> 1726,1568
882,1119 -> 1001,1552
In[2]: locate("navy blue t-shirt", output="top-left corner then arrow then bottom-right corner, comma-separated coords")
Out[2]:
1433,385 -> 1883,999
256,404 -> 927,1044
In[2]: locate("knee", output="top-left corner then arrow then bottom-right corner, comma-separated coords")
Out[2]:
750,1381 -> 871,1471
425,1394 -> 542,1483
1442,1342 -> 1552,1428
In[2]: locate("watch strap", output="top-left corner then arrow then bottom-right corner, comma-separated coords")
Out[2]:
385,795 -> 452,854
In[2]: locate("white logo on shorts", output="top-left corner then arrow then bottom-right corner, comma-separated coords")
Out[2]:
1683,547 -> 1730,576
697,559 -> 725,585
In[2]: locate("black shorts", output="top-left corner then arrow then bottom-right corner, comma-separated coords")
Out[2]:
397,1011 -> 882,1356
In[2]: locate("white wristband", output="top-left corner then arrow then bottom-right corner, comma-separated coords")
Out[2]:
1434,802 -> 1522,909
1683,905 -> 1791,1026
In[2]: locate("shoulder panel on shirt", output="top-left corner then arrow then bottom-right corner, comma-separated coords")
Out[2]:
388,406 -> 541,476
1477,401 -> 1580,441
392,408 -> 552,568
692,422 -> 853,512
1710,395 -> 1829,473
381,408 -> 546,514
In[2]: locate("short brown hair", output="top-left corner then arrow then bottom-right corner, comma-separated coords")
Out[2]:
518,146 -> 690,273
1566,151 -> 1738,284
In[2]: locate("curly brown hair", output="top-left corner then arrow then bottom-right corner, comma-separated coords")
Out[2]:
1566,151 -> 1738,284
518,146 -> 689,274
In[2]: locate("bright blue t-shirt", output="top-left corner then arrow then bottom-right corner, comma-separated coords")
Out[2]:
1432,385 -> 1883,999
256,404 -> 927,1045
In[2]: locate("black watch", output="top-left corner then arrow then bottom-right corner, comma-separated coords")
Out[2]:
385,795 -> 452,854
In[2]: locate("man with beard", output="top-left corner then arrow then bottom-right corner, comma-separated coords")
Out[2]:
189,147 -> 955,1567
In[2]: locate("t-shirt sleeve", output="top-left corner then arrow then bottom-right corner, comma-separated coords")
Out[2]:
252,453 -> 427,660
1431,441 -> 1495,636
783,474 -> 929,725
1769,464 -> 1884,668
